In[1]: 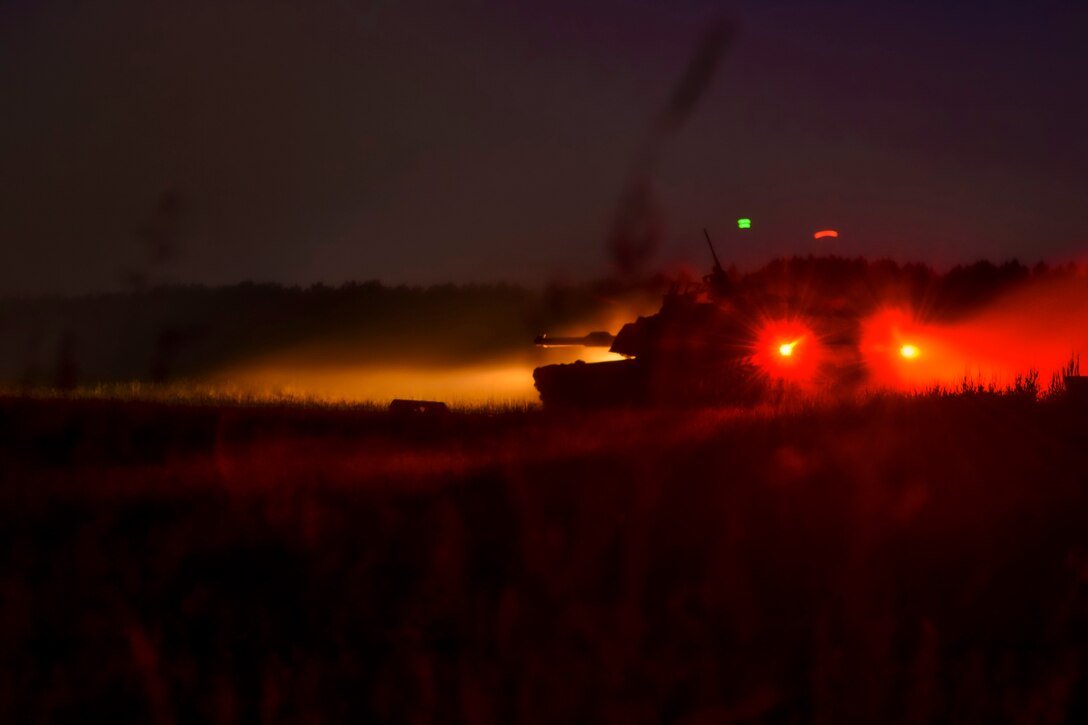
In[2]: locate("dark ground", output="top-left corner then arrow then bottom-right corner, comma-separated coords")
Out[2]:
3,393 -> 1088,723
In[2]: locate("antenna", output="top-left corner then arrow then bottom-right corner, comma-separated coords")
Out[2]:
703,227 -> 723,272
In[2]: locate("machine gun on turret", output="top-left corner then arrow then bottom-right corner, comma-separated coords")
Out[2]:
702,227 -> 733,302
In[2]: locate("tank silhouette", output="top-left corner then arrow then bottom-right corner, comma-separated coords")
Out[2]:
533,230 -> 865,407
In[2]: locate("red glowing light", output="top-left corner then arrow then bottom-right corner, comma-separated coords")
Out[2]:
814,230 -> 839,239
752,319 -> 822,387
859,309 -> 962,390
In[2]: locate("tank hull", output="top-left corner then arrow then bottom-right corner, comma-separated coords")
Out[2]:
533,357 -> 766,408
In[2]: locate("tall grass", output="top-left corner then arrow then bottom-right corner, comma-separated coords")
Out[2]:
3,391 -> 1088,720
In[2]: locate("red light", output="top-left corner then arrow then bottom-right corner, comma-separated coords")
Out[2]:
814,230 -> 839,239
752,319 -> 821,387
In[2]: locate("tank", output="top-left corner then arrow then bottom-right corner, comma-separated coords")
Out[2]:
532,231 -> 865,408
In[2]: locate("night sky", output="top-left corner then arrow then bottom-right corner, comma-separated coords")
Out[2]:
2,0 -> 1086,294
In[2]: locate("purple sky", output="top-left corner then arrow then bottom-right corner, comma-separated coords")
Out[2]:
1,0 -> 1086,293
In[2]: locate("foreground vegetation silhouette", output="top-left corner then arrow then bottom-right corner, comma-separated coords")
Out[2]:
3,387 -> 1088,721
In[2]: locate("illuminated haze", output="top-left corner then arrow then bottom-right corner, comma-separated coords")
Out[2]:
1,0 -> 1086,294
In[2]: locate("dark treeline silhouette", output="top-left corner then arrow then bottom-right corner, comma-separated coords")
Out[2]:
0,257 -> 1077,387
732,256 -> 1061,321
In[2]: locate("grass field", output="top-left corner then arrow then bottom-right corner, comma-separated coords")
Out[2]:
3,391 -> 1088,722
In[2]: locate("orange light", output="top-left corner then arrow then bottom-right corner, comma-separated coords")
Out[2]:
900,344 -> 919,359
779,341 -> 796,357
814,230 -> 839,239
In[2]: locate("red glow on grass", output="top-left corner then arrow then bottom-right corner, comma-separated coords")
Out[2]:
926,274 -> 1088,387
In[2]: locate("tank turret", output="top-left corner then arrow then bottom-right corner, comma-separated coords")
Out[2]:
532,231 -> 772,407
531,230 -> 865,408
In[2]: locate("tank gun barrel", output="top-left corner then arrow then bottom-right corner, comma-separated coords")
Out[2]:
535,331 -> 616,348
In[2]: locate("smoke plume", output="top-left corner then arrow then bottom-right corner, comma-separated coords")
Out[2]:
608,19 -> 734,276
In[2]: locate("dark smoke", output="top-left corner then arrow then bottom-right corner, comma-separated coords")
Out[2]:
657,19 -> 734,133
607,178 -> 663,276
121,188 -> 192,382
122,188 -> 186,292
608,19 -> 734,276
141,188 -> 184,265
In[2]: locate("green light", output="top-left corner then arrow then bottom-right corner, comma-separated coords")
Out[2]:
737,218 -> 751,229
